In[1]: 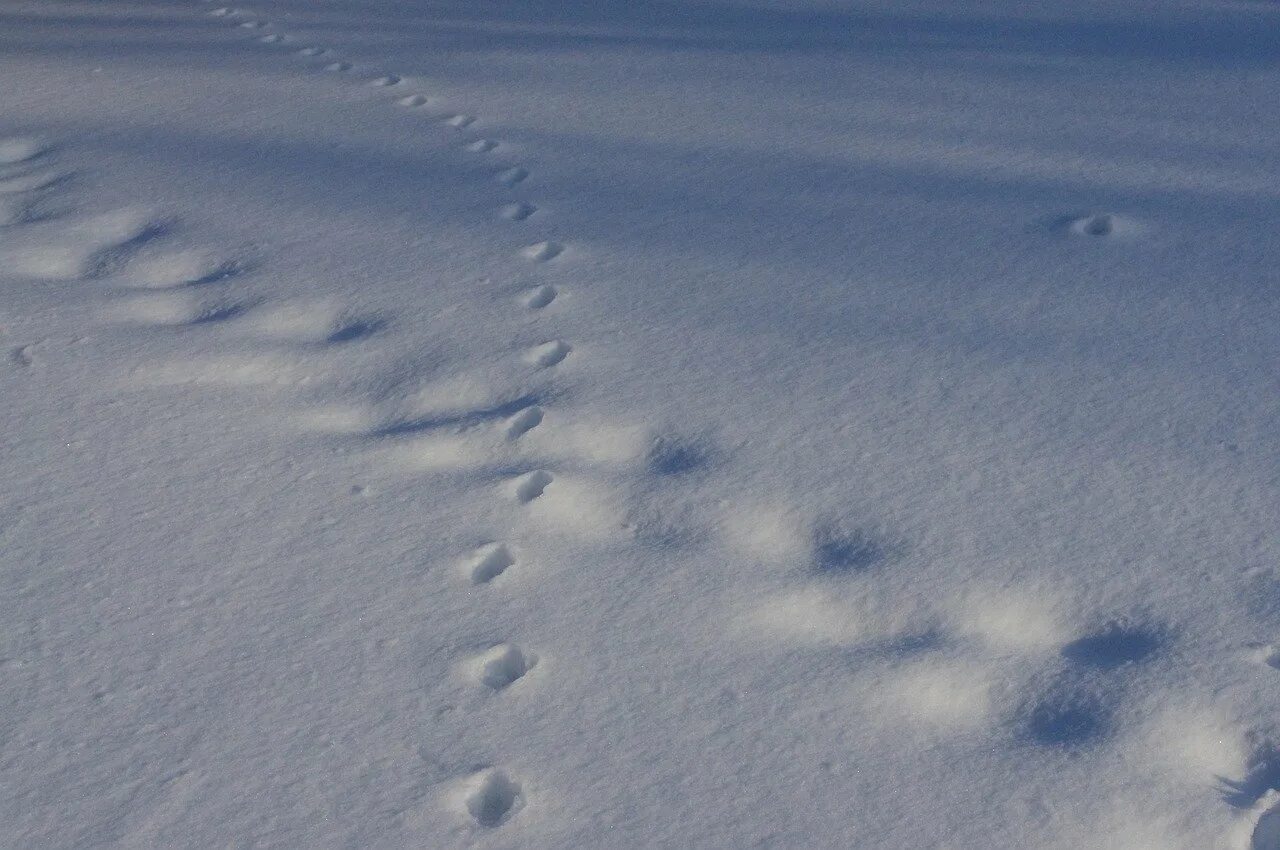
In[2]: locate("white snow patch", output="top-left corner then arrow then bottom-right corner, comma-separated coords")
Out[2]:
721,502 -> 810,564
746,589 -> 862,645
865,660 -> 993,730
946,584 -> 1067,652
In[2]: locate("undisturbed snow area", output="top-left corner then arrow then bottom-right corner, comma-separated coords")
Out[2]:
2,0 -> 1279,847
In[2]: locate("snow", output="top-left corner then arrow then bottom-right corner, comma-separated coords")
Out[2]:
1,0 -> 1279,847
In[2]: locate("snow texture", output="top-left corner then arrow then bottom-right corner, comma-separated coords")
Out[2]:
1,0 -> 1279,847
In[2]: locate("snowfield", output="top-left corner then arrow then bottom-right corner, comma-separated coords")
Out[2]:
2,1 -> 1279,847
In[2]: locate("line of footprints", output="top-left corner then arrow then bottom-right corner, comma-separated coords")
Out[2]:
194,7 -> 1280,848
8,0 -> 1256,842
1,2 -> 565,829
207,2 -> 557,828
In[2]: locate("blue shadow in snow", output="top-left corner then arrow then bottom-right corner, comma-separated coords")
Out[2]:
1221,746 -> 1280,809
1060,623 -> 1164,670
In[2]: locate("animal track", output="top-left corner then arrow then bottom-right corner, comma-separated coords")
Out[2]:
1256,804 -> 1280,850
646,434 -> 711,476
512,470 -> 553,503
364,387 -> 542,438
0,162 -> 60,226
106,290 -> 248,326
496,167 -> 528,187
1072,213 -> 1114,236
104,292 -> 249,327
0,137 -> 46,165
472,644 -> 536,689
1060,622 -> 1162,669
7,209 -> 160,280
247,301 -> 384,345
1022,691 -> 1111,748
523,285 -> 557,309
0,170 -> 63,195
505,406 -> 544,440
524,340 -> 571,368
1223,746 -> 1280,810
500,202 -> 537,221
11,344 -> 37,367
181,9 -> 607,805
468,544 -> 515,584
125,248 -> 239,288
813,527 -> 886,573
1256,645 -> 1280,670
1063,212 -> 1142,239
462,769 -> 524,827
871,660 -> 992,730
0,198 -> 29,226
521,241 -> 563,263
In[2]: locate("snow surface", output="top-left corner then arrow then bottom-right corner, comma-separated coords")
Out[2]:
1,0 -> 1279,847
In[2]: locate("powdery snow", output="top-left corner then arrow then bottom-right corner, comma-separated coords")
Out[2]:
1,1 -> 1279,847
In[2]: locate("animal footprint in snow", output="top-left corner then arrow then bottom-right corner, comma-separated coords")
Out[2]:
466,139 -> 498,153
1249,643 -> 1280,670
0,168 -> 62,226
1060,622 -> 1162,669
505,406 -> 543,440
0,137 -> 47,165
11,344 -> 38,368
467,543 -> 515,584
247,300 -> 383,344
0,198 -> 29,227
103,292 -> 248,327
1064,212 -> 1140,239
369,75 -> 402,87
397,94 -> 430,108
523,285 -> 557,310
1254,798 -> 1280,850
868,660 -> 992,730
238,20 -> 268,28
295,46 -> 327,57
521,241 -> 563,263
0,170 -> 62,195
500,202 -> 537,221
324,61 -> 352,73
647,434 -> 711,476
461,769 -> 524,827
523,340 -> 571,368
512,470 -> 553,503
1022,693 -> 1111,748
443,114 -> 475,129
1072,214 -> 1114,236
125,248 -> 240,288
258,34 -> 286,44
6,209 -> 159,281
495,167 -> 528,187
470,644 -> 536,689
